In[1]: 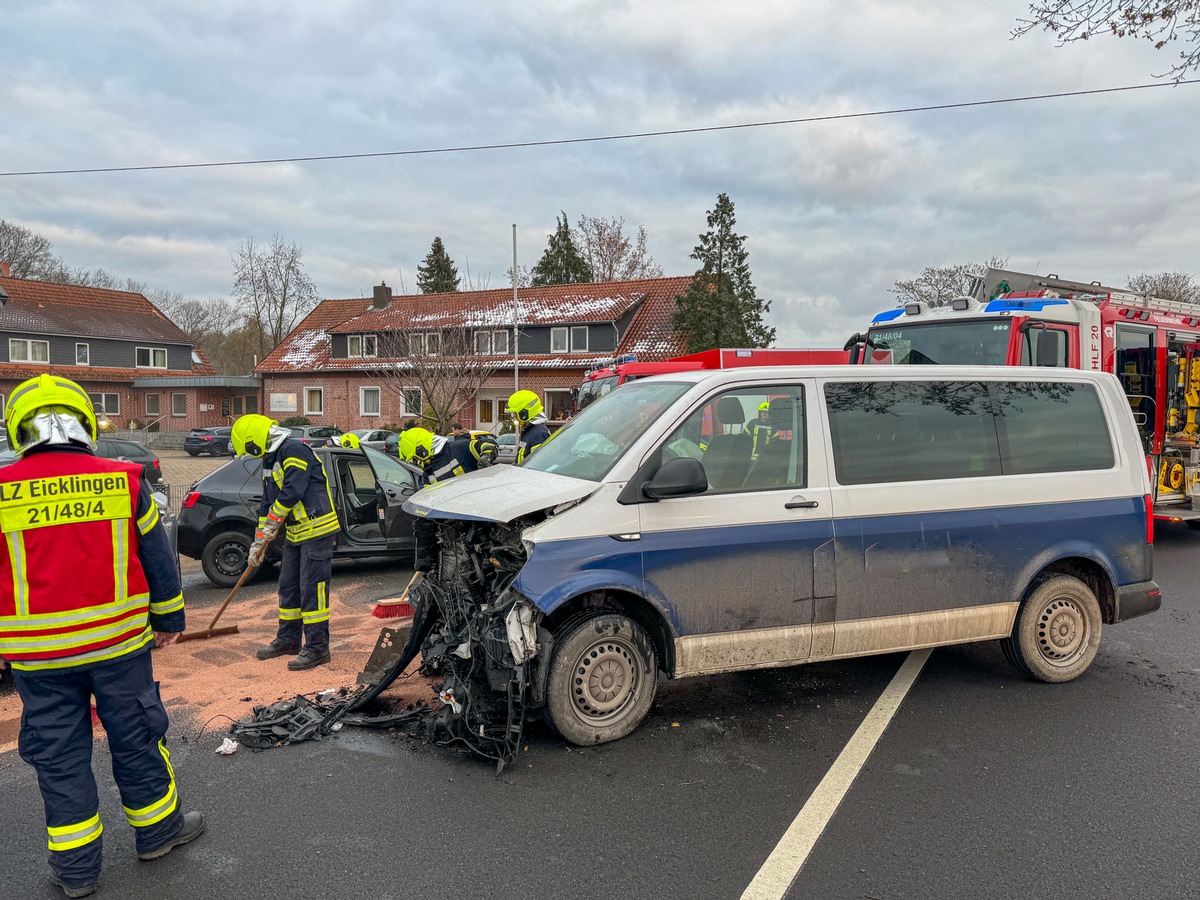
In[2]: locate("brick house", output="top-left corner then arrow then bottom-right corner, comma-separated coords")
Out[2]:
0,272 -> 259,433
256,276 -> 693,431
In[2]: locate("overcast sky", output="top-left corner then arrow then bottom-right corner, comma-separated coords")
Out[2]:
2,1 -> 1197,348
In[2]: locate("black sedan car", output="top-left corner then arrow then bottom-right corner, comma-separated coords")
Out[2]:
184,426 -> 233,456
0,437 -> 163,485
176,445 -> 424,586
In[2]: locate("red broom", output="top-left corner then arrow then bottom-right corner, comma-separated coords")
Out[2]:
371,571 -> 421,619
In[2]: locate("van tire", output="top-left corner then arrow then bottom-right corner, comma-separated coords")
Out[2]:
1003,574 -> 1102,683
545,613 -> 658,746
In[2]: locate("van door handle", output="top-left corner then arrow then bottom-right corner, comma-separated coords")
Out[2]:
785,498 -> 819,509
250,495 -> 262,501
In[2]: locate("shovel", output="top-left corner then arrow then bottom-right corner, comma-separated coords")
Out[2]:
176,563 -> 255,643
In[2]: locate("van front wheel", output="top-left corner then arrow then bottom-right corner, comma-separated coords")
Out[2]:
545,613 -> 658,746
1003,574 -> 1102,683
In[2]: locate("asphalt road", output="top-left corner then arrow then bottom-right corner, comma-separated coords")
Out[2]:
2,532 -> 1198,900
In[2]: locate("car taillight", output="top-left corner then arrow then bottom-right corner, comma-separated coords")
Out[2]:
182,491 -> 200,509
202,436 -> 212,441
152,459 -> 161,470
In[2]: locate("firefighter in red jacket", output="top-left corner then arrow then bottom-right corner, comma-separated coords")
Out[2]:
0,375 -> 204,898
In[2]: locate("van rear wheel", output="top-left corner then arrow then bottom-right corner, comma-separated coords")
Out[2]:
1003,574 -> 1102,683
545,613 -> 658,746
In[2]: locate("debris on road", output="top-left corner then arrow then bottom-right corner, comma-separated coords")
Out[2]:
215,737 -> 239,755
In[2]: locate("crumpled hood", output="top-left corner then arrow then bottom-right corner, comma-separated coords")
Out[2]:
403,464 -> 597,524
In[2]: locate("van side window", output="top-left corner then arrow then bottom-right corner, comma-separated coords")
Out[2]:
662,385 -> 807,492
994,382 -> 1114,474
825,381 -> 1000,484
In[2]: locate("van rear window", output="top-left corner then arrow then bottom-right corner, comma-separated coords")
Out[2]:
825,380 -> 1113,485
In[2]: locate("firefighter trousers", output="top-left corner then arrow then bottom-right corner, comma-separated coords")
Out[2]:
14,648 -> 184,886
275,533 -> 335,652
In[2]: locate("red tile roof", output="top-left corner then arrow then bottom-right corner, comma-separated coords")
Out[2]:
0,276 -> 195,344
258,278 -> 693,374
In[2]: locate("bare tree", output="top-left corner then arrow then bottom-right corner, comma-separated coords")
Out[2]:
576,215 -> 663,282
148,291 -> 251,372
892,257 -> 1009,306
231,234 -> 319,359
0,219 -> 61,279
378,328 -> 502,433
1014,1 -> 1200,79
1126,271 -> 1200,303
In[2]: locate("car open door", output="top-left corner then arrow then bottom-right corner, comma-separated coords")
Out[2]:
360,447 -> 423,550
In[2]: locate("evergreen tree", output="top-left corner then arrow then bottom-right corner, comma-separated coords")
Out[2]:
531,212 -> 593,286
416,236 -> 461,293
672,193 -> 775,353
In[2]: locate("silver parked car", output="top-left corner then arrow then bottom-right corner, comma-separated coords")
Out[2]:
345,428 -> 396,451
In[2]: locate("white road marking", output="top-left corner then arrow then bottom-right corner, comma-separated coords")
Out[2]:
740,648 -> 932,900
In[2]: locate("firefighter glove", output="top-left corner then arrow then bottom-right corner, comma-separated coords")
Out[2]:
248,537 -> 268,569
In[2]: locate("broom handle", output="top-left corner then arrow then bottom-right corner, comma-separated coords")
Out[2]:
205,563 -> 255,631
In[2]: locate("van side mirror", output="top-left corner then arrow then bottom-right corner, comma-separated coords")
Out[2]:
643,457 -> 709,500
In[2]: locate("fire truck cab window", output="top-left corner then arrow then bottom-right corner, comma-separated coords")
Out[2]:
1116,327 -> 1156,449
866,322 -> 1010,366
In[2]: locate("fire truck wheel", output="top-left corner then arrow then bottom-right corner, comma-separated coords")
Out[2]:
545,613 -> 658,746
1003,574 -> 1102,683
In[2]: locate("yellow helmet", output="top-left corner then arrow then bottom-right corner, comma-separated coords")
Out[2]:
758,401 -> 770,413
505,389 -> 543,422
397,427 -> 434,464
231,414 -> 277,458
339,432 -> 361,449
5,374 -> 98,454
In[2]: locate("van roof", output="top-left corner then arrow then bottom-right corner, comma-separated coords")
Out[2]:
651,364 -> 1118,386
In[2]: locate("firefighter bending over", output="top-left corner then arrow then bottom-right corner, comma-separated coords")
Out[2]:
0,375 -> 203,898
397,426 -> 486,573
232,414 -> 339,671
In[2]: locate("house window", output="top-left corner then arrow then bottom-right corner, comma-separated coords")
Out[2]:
402,388 -> 422,417
172,393 -> 187,417
136,347 -> 168,368
479,398 -> 494,423
145,394 -> 160,416
348,334 -> 378,358
571,326 -> 589,352
360,386 -> 381,416
475,331 -> 491,354
76,343 -> 90,365
424,332 -> 440,356
87,393 -> 120,415
304,387 -> 324,416
9,339 -> 49,363
550,327 -> 569,353
492,330 -> 509,354
544,389 -> 573,421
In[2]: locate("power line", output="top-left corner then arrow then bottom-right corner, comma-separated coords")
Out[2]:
1,80 -> 1195,178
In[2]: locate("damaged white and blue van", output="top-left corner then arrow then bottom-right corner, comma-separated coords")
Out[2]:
398,366 -> 1159,761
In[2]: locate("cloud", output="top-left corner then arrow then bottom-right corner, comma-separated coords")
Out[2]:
0,0 -> 1196,358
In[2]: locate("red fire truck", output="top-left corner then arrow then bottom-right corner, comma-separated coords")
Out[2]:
575,347 -> 849,411
846,268 -> 1200,523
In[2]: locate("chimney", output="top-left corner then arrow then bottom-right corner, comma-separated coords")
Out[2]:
0,261 -> 10,277
372,281 -> 393,310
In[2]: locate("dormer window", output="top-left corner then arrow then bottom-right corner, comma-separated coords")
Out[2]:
550,326 -> 589,353
348,334 -> 377,358
136,346 -> 168,368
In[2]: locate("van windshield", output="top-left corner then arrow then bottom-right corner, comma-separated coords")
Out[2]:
523,380 -> 692,482
866,320 -> 1012,365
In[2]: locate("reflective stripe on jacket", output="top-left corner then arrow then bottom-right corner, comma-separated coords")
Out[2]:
516,421 -> 551,464
258,438 -> 339,543
425,438 -> 478,483
0,446 -> 183,672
